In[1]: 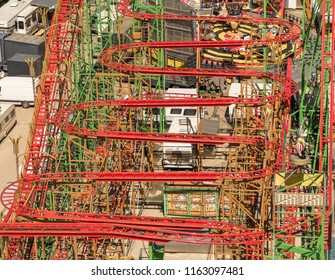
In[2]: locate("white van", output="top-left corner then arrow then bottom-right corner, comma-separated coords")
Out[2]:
143,88 -> 197,129
162,142 -> 194,170
0,76 -> 38,108
165,88 -> 197,126
0,103 -> 16,142
162,117 -> 198,170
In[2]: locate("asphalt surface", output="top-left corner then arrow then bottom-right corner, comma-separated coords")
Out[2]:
0,106 -> 33,213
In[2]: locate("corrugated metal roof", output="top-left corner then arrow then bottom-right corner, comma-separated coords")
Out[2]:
7,53 -> 41,62
199,119 -> 220,135
4,33 -> 44,45
31,0 -> 57,8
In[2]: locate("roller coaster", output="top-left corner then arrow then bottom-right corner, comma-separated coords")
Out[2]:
0,0 -> 333,260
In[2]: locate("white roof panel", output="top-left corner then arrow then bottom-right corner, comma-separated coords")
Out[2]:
0,0 -> 32,26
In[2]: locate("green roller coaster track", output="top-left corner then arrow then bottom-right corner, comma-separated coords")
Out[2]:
276,0 -> 333,260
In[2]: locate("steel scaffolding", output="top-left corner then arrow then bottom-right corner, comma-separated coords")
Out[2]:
0,0 -> 332,260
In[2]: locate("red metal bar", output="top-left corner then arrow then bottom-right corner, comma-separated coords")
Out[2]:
117,0 -> 300,41
0,0 -> 301,260
0,222 -> 266,245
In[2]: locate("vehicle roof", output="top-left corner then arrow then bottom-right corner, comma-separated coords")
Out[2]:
17,4 -> 38,18
166,87 -> 197,97
162,142 -> 192,147
168,116 -> 198,134
0,103 -> 15,117
228,82 -> 272,97
5,32 -> 44,45
0,0 -> 33,25
0,76 -> 35,84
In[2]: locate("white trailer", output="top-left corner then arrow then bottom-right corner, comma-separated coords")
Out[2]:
162,116 -> 198,170
16,5 -> 39,34
165,87 -> 197,126
162,142 -> 194,170
0,76 -> 38,108
0,103 -> 16,142
143,87 -> 197,128
0,0 -> 33,33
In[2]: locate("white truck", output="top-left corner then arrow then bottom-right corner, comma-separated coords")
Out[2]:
161,87 -> 210,170
143,87 -> 198,129
164,88 -> 197,126
0,76 -> 38,108
162,116 -> 198,170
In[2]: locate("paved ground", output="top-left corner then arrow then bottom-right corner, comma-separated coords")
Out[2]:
0,106 -> 34,216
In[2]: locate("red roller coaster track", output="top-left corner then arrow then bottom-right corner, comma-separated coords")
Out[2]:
0,0 -> 301,259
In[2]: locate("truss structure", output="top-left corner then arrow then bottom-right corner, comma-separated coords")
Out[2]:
0,0 -> 332,260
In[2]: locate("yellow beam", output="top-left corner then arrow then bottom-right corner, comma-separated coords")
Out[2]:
275,173 -> 323,187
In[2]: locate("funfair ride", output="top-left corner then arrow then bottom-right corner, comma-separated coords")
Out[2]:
0,0 -> 332,260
